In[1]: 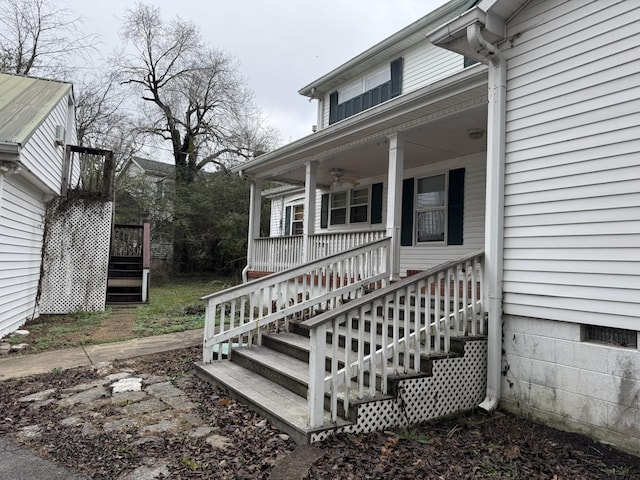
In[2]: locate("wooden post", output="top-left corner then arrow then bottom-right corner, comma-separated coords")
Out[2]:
308,323 -> 327,428
302,161 -> 317,263
245,179 -> 263,280
386,133 -> 404,280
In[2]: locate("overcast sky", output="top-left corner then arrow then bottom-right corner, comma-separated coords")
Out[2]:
66,0 -> 450,153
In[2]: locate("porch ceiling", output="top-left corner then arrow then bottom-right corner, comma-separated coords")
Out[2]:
242,67 -> 489,188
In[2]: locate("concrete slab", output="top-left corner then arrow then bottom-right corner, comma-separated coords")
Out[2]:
0,329 -> 203,381
0,436 -> 90,480
0,347 -> 89,380
84,329 -> 202,363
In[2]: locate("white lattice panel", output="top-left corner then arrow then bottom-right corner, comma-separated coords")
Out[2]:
39,198 -> 113,314
311,340 -> 487,442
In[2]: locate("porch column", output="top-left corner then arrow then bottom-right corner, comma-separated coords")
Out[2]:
386,133 -> 404,280
245,178 -> 263,281
302,160 -> 317,263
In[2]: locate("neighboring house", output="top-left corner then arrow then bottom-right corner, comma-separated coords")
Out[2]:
0,73 -> 76,337
197,0 -> 639,453
117,156 -> 174,264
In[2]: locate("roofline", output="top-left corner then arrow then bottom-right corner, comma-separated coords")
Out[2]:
298,0 -> 476,97
235,65 -> 487,177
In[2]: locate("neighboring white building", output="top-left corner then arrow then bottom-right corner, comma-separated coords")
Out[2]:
0,73 -> 76,337
200,0 -> 638,452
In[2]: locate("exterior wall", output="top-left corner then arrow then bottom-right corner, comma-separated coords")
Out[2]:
502,0 -> 640,330
501,315 -> 639,455
320,42 -> 465,129
499,0 -> 640,454
18,92 -> 73,195
0,174 -> 46,337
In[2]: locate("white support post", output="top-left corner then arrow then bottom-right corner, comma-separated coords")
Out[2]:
386,133 -> 404,280
308,323 -> 327,428
302,161 -> 317,263
245,178 -> 263,281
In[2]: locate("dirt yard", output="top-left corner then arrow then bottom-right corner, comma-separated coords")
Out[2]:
1,346 -> 638,479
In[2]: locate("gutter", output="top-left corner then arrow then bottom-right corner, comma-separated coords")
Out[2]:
429,7 -> 506,414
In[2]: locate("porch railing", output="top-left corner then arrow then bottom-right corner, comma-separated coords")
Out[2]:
303,250 -> 485,427
252,230 -> 387,272
202,238 -> 391,363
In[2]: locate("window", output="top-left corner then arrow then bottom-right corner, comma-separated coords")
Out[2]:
329,187 -> 369,225
582,325 -> 637,348
416,175 -> 446,242
400,168 -> 465,247
284,204 -> 304,235
320,183 -> 383,229
329,58 -> 403,125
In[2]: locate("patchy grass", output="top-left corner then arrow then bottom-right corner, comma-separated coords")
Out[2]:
11,277 -> 235,354
133,278 -> 234,336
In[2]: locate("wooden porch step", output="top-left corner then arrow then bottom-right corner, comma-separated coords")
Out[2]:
194,360 -> 352,445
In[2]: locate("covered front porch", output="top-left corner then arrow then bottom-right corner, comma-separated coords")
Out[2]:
242,66 -> 489,281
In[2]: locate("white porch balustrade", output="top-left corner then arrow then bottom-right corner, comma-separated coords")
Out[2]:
252,230 -> 387,272
304,250 -> 485,427
202,238 -> 391,363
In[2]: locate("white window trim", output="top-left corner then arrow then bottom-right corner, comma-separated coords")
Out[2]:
329,185 -> 370,227
338,64 -> 391,103
415,172 -> 448,245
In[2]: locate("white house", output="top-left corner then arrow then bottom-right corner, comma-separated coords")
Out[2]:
198,0 -> 639,452
0,73 -> 76,337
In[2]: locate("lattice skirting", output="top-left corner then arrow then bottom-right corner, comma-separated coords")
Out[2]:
311,339 -> 487,443
39,198 -> 113,314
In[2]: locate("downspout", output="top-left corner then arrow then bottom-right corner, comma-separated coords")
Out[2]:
467,22 -> 506,413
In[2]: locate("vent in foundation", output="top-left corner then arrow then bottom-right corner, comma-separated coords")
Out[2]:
583,325 -> 637,348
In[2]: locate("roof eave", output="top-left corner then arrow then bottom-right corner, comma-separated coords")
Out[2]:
298,0 -> 476,98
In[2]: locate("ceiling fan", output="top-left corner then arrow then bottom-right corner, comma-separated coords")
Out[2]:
330,168 -> 359,190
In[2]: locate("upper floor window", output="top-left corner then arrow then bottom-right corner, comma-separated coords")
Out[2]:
329,58 -> 403,125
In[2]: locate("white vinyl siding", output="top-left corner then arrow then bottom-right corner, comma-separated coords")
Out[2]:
18,92 -> 72,195
320,42 -> 465,130
502,0 -> 640,330
0,174 -> 45,337
402,42 -> 464,93
400,152 -> 486,274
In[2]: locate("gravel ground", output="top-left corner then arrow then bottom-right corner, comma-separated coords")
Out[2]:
1,346 -> 639,479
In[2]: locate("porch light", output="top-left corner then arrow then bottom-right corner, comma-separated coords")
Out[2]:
467,128 -> 485,140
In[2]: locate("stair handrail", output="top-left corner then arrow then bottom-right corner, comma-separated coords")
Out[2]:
202,237 -> 391,363
303,250 -> 485,427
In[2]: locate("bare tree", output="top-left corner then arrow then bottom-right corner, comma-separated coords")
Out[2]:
75,71 -> 140,168
0,0 -> 96,77
115,3 -> 277,272
116,3 -> 277,184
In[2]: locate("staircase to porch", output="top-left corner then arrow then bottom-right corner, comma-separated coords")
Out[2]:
195,242 -> 486,444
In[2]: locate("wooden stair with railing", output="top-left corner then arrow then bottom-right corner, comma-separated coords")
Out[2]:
196,244 -> 486,444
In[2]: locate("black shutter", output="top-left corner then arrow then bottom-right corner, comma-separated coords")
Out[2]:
400,178 -> 414,246
370,182 -> 383,224
447,168 -> 465,245
329,91 -> 338,125
390,57 -> 403,98
320,193 -> 329,228
284,206 -> 291,236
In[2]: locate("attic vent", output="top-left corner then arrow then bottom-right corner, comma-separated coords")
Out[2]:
583,325 -> 637,348
55,125 -> 65,146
